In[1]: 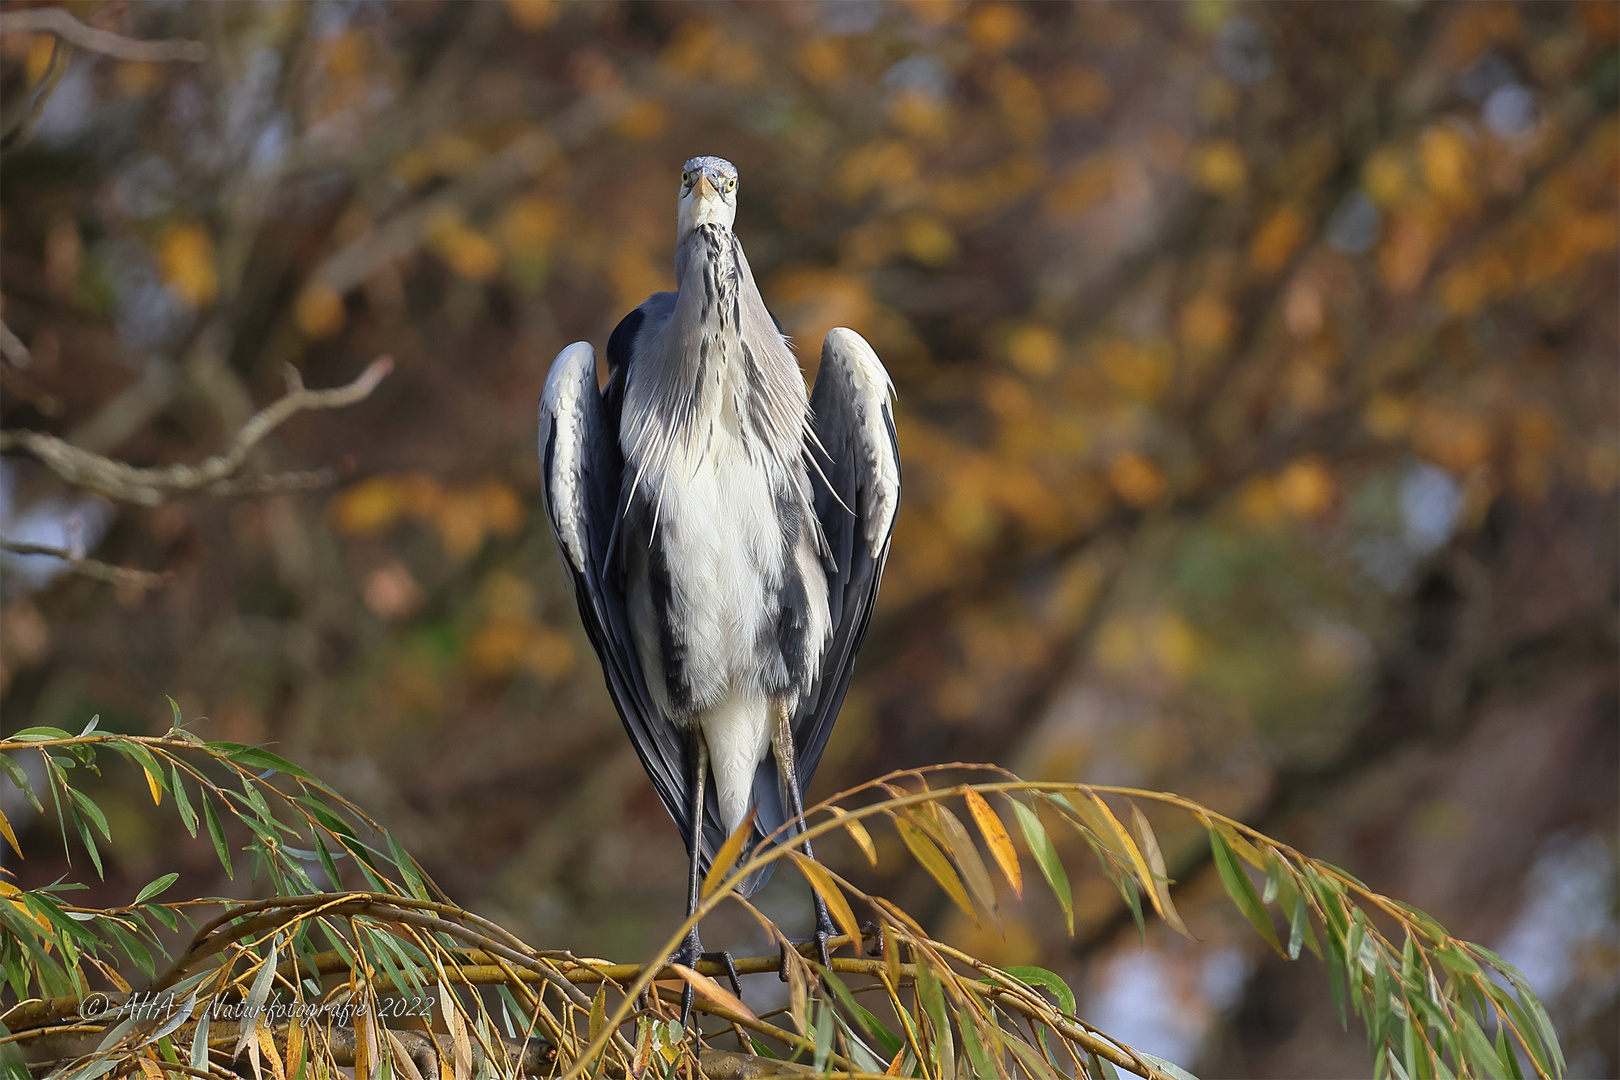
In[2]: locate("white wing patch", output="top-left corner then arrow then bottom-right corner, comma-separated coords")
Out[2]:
538,341 -> 597,573
822,328 -> 899,554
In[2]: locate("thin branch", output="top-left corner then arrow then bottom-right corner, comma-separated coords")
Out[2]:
0,537 -> 170,591
0,320 -> 30,368
0,356 -> 392,506
0,8 -> 207,63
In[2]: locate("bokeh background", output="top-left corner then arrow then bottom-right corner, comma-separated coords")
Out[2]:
2,1 -> 1616,1075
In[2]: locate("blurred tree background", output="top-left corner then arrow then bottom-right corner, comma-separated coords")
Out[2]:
1,1 -> 1615,1075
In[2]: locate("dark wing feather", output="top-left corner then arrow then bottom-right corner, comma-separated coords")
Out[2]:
538,335 -> 697,855
794,327 -> 901,784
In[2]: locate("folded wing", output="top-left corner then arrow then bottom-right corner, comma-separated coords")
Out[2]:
754,327 -> 900,830
537,342 -> 697,855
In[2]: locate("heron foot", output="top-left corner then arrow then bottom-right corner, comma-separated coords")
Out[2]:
674,929 -> 742,1029
777,904 -> 839,979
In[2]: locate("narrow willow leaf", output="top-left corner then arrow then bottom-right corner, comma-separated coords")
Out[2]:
191,1011 -> 211,1072
894,814 -> 976,924
669,964 -> 760,1025
1005,1037 -> 1064,1080
0,808 -> 20,859
385,832 -> 429,900
73,811 -> 104,878
1009,798 -> 1072,934
957,1006 -> 995,1080
1138,1052 -> 1202,1080
934,803 -> 1000,928
133,872 -> 179,906
0,754 -> 42,812
824,968 -> 904,1058
701,812 -> 755,899
1129,803 -> 1189,937
170,766 -> 198,838
588,984 -> 607,1042
235,942 -> 281,1061
963,788 -> 1021,896
1081,794 -> 1163,925
829,807 -> 878,867
1209,829 -> 1281,954
787,851 -> 863,954
999,966 -> 1076,1015
66,786 -> 111,841
202,796 -> 233,879
915,959 -> 953,1080
812,997 -> 833,1075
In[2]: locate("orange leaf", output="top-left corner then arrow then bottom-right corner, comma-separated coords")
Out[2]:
701,810 -> 755,900
668,964 -> 760,1025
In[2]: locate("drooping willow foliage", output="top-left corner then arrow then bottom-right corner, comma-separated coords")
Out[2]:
1,714 -> 1563,1080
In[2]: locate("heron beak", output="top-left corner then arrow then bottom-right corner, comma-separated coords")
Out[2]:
696,173 -> 719,201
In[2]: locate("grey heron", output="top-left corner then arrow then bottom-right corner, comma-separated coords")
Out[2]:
537,155 -> 900,1021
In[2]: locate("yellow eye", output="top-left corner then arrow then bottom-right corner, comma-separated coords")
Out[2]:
682,171 -> 694,187
724,177 -> 737,192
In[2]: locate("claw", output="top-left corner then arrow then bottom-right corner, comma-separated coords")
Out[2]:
859,920 -> 885,957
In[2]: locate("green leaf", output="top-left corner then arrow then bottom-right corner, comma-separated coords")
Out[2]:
823,966 -> 903,1058
957,1006 -> 995,1080
65,786 -> 111,842
170,766 -> 198,838
915,959 -> 953,1080
1210,828 -> 1281,954
7,726 -> 74,741
211,743 -> 319,781
133,872 -> 179,906
1009,798 -> 1072,934
1139,1052 -> 1202,1080
999,966 -> 1076,1015
202,796 -> 233,879
0,753 -> 42,812
1287,890 -> 1309,961
72,810 -> 104,878
811,996 -> 833,1075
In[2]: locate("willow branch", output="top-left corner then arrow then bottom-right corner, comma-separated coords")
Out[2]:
0,538 -> 169,591
0,356 -> 392,506
0,8 -> 207,62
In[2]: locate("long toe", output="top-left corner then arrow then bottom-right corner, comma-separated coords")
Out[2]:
700,949 -> 743,997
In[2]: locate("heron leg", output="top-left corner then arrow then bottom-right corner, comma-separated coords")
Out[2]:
772,699 -> 837,972
679,730 -> 708,1028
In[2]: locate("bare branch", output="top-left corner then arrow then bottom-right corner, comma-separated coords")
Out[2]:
0,538 -> 169,591
0,320 -> 30,368
0,356 -> 393,506
0,7 -> 207,63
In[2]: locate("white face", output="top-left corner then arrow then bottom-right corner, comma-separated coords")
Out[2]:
677,157 -> 738,242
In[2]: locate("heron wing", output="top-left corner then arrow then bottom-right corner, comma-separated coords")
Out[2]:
794,327 -> 901,782
538,337 -> 696,853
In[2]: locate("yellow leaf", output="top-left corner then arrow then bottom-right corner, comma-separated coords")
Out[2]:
787,851 -> 863,955
143,767 -> 163,808
259,1022 -> 287,1080
701,811 -> 756,899
504,0 -> 556,31
294,284 -> 345,340
384,1029 -> 424,1080
1082,793 -> 1166,925
1248,204 -> 1305,275
329,477 -> 404,536
893,814 -> 977,924
612,98 -> 671,141
1193,140 -> 1247,195
668,963 -> 761,1024
158,223 -> 218,308
138,1056 -> 165,1080
830,807 -> 877,866
964,790 -> 1020,897
1107,452 -> 1166,508
1275,457 -> 1335,518
0,809 -> 20,859
1130,803 -> 1190,938
1000,323 -> 1062,377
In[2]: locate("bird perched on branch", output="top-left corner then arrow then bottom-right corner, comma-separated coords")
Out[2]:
537,155 -> 900,1020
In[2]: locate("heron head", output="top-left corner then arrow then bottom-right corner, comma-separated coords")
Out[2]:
677,155 -> 738,241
